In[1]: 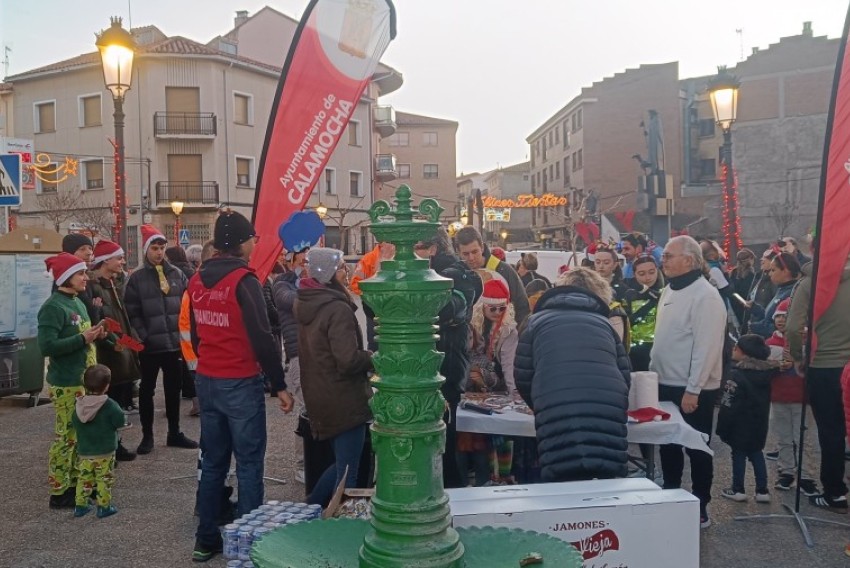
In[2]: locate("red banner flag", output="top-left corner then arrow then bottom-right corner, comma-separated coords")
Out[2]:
809,3 -> 850,357
249,0 -> 397,282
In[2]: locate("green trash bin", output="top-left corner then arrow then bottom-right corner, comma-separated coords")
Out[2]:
17,338 -> 45,398
0,336 -> 20,398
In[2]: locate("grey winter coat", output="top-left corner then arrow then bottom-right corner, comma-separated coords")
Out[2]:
272,271 -> 300,361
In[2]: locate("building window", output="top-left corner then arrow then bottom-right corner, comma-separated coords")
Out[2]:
423,132 -> 438,146
554,127 -> 559,145
34,100 -> 56,133
571,152 -> 577,172
423,164 -> 439,179
522,174 -> 529,181
235,156 -> 254,187
82,160 -> 104,190
218,40 -> 237,55
349,171 -> 363,197
698,118 -> 716,137
555,161 -> 560,179
233,92 -> 253,125
577,149 -> 583,170
397,163 -> 411,179
699,158 -> 717,180
324,168 -> 336,194
78,94 -> 101,127
37,162 -> 59,193
348,120 -> 361,146
388,132 -> 409,146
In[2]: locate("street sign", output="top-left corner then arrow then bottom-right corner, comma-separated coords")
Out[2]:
179,229 -> 190,246
0,138 -> 35,190
0,153 -> 22,206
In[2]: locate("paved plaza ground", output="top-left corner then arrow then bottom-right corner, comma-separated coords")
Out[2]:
2,389 -> 850,567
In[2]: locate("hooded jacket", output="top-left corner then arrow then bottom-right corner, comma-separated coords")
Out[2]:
716,357 -> 776,452
189,256 -> 286,391
295,281 -> 373,441
748,279 -> 797,338
71,394 -> 126,457
515,286 -> 631,482
787,259 -> 850,368
124,258 -> 187,353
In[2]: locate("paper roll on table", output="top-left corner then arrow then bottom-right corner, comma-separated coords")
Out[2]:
628,371 -> 660,410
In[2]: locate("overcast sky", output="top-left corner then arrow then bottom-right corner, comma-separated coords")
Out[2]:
1,0 -> 846,174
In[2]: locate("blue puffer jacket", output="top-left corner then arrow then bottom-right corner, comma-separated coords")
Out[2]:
124,259 -> 187,354
515,286 -> 631,482
748,279 -> 796,338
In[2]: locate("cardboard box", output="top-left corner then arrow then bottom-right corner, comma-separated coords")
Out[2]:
449,483 -> 699,568
447,478 -> 660,503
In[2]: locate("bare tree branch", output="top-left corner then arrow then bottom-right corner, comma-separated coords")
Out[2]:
37,186 -> 84,232
73,198 -> 116,239
321,194 -> 368,253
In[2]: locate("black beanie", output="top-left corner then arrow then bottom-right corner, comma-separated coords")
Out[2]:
736,334 -> 771,360
214,210 -> 255,250
62,233 -> 93,254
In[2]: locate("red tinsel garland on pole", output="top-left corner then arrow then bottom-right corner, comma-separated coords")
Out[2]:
109,138 -> 123,242
720,161 -> 743,258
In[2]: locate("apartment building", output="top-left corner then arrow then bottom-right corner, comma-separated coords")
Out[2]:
2,7 -> 402,262
527,62 -> 687,245
682,22 -> 839,244
381,111 -> 459,216
525,23 -> 839,247
482,162 -> 533,244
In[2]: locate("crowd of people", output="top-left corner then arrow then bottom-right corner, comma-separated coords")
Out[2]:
35,214 -> 850,560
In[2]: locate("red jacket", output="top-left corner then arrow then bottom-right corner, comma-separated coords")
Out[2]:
766,331 -> 805,403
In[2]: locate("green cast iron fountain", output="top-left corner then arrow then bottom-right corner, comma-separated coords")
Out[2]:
251,186 -> 582,568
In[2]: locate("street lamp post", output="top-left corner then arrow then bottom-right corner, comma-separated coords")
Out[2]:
97,17 -> 136,253
171,200 -> 184,244
315,202 -> 328,219
708,67 -> 741,260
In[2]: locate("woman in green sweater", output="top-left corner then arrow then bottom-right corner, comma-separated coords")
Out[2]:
38,252 -> 106,509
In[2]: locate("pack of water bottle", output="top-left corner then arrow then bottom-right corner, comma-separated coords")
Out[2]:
221,500 -> 323,561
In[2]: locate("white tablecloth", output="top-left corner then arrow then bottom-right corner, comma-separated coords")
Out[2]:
456,400 -> 713,456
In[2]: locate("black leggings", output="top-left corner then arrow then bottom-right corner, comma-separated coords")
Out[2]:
138,351 -> 183,436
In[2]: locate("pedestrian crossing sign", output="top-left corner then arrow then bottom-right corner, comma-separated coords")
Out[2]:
179,229 -> 190,246
0,154 -> 22,207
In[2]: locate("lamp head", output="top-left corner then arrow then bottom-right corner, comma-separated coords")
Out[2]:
170,200 -> 184,216
96,17 -> 136,100
708,67 -> 740,131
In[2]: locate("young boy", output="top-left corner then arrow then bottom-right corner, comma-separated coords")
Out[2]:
72,364 -> 128,518
717,334 -> 776,502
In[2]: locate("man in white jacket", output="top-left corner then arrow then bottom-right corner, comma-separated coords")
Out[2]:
650,235 -> 726,529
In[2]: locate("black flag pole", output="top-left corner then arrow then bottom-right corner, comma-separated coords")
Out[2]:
734,1 -> 850,547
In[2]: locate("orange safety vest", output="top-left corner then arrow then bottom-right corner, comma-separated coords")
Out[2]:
179,291 -> 198,371
349,245 -> 381,296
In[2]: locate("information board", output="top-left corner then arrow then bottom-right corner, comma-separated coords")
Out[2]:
0,254 -> 53,338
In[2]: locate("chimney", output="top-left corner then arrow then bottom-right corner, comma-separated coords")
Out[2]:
752,47 -> 759,55
803,21 -> 812,36
235,10 -> 249,27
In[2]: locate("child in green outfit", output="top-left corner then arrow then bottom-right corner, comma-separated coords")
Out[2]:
38,252 -> 106,509
72,364 -> 128,518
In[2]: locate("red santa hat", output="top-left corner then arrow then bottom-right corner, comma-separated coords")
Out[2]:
773,298 -> 791,319
45,252 -> 87,286
92,239 -> 124,265
490,247 -> 506,262
140,224 -> 167,254
482,279 -> 510,306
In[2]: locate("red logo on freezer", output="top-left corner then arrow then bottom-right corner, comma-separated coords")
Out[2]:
570,529 -> 620,560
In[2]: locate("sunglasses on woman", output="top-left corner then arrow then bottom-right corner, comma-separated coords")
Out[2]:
486,305 -> 507,313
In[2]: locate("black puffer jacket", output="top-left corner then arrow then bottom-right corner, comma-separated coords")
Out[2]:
432,252 -> 482,405
515,286 -> 631,482
124,259 -> 187,354
272,271 -> 300,361
716,357 -> 775,452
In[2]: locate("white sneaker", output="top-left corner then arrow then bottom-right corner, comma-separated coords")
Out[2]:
721,488 -> 747,502
755,492 -> 771,503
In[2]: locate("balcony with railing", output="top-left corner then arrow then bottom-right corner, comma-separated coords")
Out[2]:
153,112 -> 217,138
375,154 -> 397,182
373,105 -> 397,138
154,181 -> 219,208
